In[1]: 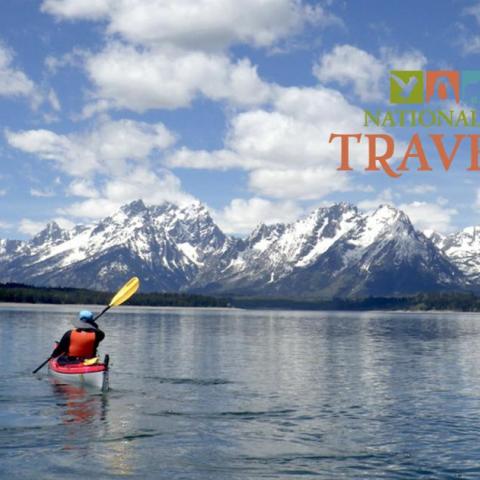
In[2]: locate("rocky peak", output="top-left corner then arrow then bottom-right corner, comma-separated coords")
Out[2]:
120,199 -> 147,217
31,221 -> 66,247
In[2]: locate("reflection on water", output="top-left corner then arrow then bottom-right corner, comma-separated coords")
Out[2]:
50,379 -> 107,426
2,306 -> 480,478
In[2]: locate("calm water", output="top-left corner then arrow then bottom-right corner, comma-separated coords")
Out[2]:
2,305 -> 480,479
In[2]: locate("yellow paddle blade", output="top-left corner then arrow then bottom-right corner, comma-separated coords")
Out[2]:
109,277 -> 140,307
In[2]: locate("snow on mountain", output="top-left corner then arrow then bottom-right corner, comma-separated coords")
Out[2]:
196,203 -> 362,293
203,203 -> 464,297
0,199 -> 239,292
0,200 -> 472,297
434,226 -> 480,281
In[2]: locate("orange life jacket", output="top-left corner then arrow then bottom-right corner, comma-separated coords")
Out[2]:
68,329 -> 96,357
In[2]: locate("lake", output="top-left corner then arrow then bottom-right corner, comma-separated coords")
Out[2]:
2,305 -> 480,479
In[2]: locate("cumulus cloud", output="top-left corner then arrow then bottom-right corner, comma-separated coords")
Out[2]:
6,117 -> 176,176
358,188 -> 456,233
67,179 -> 99,198
398,201 -> 457,233
41,0 -> 111,20
313,44 -> 426,102
249,167 -> 350,200
213,197 -> 303,234
0,43 -> 37,101
42,0 -> 333,50
83,44 -> 272,113
42,0 -> 340,113
7,118 -> 194,221
18,219 -> 46,236
167,85 -> 375,200
61,168 -> 195,220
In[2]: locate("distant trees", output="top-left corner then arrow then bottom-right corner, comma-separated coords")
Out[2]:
0,283 -> 229,308
230,292 -> 480,311
2,282 -> 480,311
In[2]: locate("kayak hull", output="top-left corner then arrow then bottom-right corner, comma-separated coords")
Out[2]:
48,357 -> 109,391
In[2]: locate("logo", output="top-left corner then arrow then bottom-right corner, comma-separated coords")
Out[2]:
390,71 -> 423,104
330,67 -> 480,179
390,70 -> 469,104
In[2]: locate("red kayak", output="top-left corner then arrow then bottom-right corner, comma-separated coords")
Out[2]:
48,355 -> 109,391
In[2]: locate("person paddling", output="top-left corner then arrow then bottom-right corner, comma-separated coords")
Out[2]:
51,310 -> 105,363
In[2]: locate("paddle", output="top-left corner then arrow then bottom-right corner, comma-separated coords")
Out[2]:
93,276 -> 140,322
32,276 -> 140,374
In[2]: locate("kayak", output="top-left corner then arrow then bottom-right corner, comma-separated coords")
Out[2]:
48,354 -> 109,391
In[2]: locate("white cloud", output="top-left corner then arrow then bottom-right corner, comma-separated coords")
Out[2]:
314,45 -> 385,102
18,219 -> 46,236
358,189 -> 395,211
30,188 -> 55,197
249,167 -> 350,200
213,197 -> 303,234
60,168 -> 195,220
168,85 -> 376,200
48,89 -> 61,111
404,184 -> 437,195
398,201 -> 457,233
67,179 -> 99,198
381,47 -> 427,70
83,43 -> 272,113
42,0 -> 332,50
7,117 -> 194,222
0,43 -> 37,100
358,190 -> 456,233
41,0 -> 111,20
313,44 -> 426,102
6,117 -> 176,176
42,0 -> 339,114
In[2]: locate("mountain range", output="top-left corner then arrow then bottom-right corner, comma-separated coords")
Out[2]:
0,199 -> 478,298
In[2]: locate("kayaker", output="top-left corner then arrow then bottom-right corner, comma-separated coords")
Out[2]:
51,310 -> 105,363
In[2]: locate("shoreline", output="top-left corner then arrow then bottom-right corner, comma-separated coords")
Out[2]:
0,301 -> 478,315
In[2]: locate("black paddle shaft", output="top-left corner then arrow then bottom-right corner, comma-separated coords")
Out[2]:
93,305 -> 111,322
32,356 -> 53,374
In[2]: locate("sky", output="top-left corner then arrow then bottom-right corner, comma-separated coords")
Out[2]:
1,0 -> 480,238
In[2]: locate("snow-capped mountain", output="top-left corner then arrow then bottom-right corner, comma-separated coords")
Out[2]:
430,227 -> 480,282
0,200 -> 472,297
0,200 -> 239,292
198,203 -> 464,297
195,203 -> 362,294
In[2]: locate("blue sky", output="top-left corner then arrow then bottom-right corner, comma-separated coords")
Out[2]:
1,0 -> 480,238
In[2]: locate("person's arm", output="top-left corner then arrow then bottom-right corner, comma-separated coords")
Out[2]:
93,330 -> 105,355
51,330 -> 72,358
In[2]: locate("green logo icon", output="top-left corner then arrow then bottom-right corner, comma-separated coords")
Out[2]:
390,71 -> 424,104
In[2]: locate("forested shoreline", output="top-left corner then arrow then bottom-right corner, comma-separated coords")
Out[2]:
2,283 -> 480,312
0,283 -> 229,308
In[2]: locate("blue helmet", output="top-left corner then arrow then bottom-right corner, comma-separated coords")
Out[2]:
72,310 -> 97,329
79,310 -> 94,321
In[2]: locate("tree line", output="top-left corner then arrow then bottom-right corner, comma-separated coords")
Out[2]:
230,292 -> 480,311
3,282 -> 480,311
0,283 -> 229,308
